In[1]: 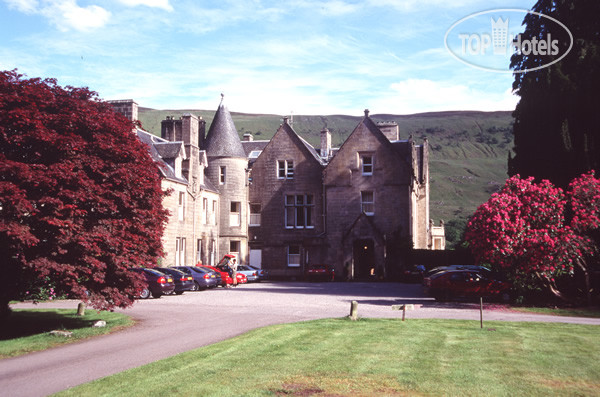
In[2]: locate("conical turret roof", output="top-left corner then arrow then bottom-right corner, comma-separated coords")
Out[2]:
204,97 -> 246,159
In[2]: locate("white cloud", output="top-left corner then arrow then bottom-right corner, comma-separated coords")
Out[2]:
47,1 -> 111,32
4,0 -> 39,13
4,0 -> 112,31
116,0 -> 173,12
369,78 -> 517,114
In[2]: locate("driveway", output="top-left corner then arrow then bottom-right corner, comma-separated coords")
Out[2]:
2,281 -> 599,397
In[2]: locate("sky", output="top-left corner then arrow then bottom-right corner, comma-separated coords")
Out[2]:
0,0 -> 537,115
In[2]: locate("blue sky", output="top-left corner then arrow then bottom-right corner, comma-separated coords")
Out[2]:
0,0 -> 537,115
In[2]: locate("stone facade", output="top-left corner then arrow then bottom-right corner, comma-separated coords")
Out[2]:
247,118 -> 326,278
110,99 -> 443,278
109,100 -> 220,268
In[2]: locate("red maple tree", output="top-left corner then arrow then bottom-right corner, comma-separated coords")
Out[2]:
466,173 -> 599,303
0,70 -> 169,317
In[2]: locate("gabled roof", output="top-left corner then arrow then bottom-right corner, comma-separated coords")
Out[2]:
136,128 -> 187,184
154,141 -> 186,160
204,100 -> 246,159
280,121 -> 327,166
342,212 -> 385,244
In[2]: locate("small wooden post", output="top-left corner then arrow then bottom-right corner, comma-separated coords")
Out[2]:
350,300 -> 358,321
480,297 -> 483,329
392,304 -> 415,321
77,302 -> 86,316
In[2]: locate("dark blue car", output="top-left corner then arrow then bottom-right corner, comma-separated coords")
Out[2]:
157,267 -> 195,295
173,266 -> 221,290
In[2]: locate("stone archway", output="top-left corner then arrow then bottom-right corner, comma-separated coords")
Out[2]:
353,238 -> 375,280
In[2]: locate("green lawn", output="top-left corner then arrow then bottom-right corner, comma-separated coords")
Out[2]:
512,306 -> 600,318
57,318 -> 600,396
0,309 -> 134,359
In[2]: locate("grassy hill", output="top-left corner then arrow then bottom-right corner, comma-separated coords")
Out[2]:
139,108 -> 514,248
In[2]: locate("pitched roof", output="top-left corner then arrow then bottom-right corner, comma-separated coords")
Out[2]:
154,141 -> 186,160
136,128 -> 187,184
204,101 -> 246,159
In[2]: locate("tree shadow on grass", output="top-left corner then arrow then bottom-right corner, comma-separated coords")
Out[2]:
0,310 -> 96,340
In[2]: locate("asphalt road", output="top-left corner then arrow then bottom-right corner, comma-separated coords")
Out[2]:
3,281 -> 599,397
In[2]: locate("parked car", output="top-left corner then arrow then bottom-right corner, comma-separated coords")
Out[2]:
425,265 -> 491,279
401,265 -> 426,283
423,269 -> 511,302
157,267 -> 195,294
173,265 -> 221,290
203,264 -> 247,286
305,264 -> 335,281
130,267 -> 175,299
248,265 -> 268,281
236,265 -> 259,282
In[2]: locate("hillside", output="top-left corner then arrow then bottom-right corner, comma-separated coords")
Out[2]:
138,108 -> 514,248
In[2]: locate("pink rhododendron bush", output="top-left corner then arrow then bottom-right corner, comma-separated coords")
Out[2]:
466,173 -> 599,304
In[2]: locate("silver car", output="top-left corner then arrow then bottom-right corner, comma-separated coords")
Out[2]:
236,265 -> 260,282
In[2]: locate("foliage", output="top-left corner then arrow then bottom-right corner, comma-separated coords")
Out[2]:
466,173 -> 599,302
0,70 -> 169,316
509,0 -> 600,187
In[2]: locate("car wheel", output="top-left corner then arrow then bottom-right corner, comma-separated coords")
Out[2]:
175,291 -> 184,295
139,288 -> 151,299
192,281 -> 200,291
151,291 -> 162,299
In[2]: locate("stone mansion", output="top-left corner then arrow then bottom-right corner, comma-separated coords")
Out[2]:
109,99 -> 445,280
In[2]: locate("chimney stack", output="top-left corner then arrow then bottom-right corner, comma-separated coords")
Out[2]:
108,99 -> 138,122
321,128 -> 331,160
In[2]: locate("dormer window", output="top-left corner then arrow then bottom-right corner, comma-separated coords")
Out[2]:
277,160 -> 294,179
249,150 -> 262,159
361,154 -> 373,176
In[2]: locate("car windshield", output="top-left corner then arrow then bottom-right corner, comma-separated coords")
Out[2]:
145,269 -> 165,276
161,268 -> 184,276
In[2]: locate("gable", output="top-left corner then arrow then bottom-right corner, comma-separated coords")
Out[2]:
251,121 -> 325,176
323,117 -> 411,186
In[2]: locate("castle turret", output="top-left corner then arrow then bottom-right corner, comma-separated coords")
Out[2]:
204,97 -> 248,263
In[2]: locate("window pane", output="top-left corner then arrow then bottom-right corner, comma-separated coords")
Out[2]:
250,204 -> 261,226
287,161 -> 294,178
286,206 -> 295,228
288,245 -> 300,267
361,191 -> 374,215
296,206 -> 305,227
278,160 -> 286,178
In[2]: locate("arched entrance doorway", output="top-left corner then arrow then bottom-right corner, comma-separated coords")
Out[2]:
353,239 -> 375,280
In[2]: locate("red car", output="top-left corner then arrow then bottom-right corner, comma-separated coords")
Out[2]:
423,269 -> 510,302
305,264 -> 335,281
202,264 -> 247,286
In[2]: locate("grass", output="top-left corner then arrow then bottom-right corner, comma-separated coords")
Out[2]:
56,318 -> 600,396
512,306 -> 600,318
0,309 -> 134,359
